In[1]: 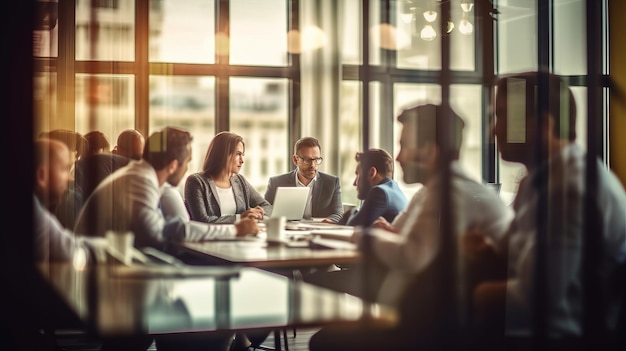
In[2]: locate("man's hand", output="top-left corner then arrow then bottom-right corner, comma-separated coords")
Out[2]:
371,217 -> 398,233
473,281 -> 508,323
350,227 -> 362,243
461,228 -> 495,262
234,218 -> 259,237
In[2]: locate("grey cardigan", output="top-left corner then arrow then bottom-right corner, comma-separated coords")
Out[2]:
184,173 -> 272,224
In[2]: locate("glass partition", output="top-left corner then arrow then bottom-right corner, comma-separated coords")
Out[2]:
75,74 -> 136,141
76,0 -> 136,61
230,0 -> 288,66
149,75 -> 216,192
230,77 -> 289,193
149,0 -> 216,64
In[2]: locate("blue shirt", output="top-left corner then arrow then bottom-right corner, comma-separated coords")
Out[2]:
346,178 -> 408,228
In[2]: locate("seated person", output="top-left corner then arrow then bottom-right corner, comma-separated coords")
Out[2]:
465,71 -> 626,346
73,153 -> 131,204
343,148 -> 407,228
112,128 -> 145,160
161,182 -> 191,221
308,104 -> 513,351
83,130 -> 111,156
74,129 -> 246,351
185,131 -> 271,223
265,136 -> 343,223
74,127 -> 259,250
33,138 -> 89,262
39,129 -> 88,230
73,129 -> 145,204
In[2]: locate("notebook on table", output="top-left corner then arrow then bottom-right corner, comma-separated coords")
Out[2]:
269,186 -> 311,221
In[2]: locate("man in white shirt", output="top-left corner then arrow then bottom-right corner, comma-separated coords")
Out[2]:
74,127 -> 258,350
466,71 -> 626,346
309,104 -> 513,351
74,127 -> 258,250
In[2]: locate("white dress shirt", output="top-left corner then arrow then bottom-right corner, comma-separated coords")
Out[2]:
33,194 -> 79,262
160,183 -> 190,221
295,169 -> 317,219
361,162 -> 514,305
501,144 -> 626,337
74,160 -> 237,249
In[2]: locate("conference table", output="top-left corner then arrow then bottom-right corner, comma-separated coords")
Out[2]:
176,223 -> 360,269
169,223 -> 366,349
38,227 -> 394,350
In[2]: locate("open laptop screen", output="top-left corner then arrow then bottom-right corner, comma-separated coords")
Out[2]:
269,187 -> 311,221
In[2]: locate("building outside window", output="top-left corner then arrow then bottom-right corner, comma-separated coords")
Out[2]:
33,0 -> 609,207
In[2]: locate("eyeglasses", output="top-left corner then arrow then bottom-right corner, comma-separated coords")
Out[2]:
296,155 -> 323,165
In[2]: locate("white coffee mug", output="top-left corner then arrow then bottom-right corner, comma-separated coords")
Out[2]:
106,230 -> 135,265
265,216 -> 286,243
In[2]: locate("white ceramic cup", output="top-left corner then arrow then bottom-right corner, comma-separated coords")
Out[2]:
106,230 -> 135,265
265,216 -> 286,243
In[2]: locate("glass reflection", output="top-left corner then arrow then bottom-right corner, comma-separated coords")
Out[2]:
150,0 -> 216,64
396,0 -> 475,70
339,81 -> 362,206
230,0 -> 287,66
230,77 -> 289,194
75,0 -> 136,61
75,74 -> 136,141
149,75 -> 216,193
393,83 -> 440,195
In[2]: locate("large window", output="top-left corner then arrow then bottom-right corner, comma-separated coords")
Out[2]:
494,0 -> 605,201
32,0 -> 610,207
340,0 -> 485,203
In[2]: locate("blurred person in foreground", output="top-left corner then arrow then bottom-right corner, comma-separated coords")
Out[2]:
33,138 -> 89,262
265,136 -> 343,223
463,71 -> 626,347
308,104 -> 513,351
39,129 -> 88,231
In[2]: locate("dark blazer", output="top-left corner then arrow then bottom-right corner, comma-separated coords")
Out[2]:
346,177 -> 407,228
264,170 -> 343,222
185,173 -> 272,224
60,153 -> 131,229
74,153 -> 132,201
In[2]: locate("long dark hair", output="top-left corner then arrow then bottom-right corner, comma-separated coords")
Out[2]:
201,131 -> 245,178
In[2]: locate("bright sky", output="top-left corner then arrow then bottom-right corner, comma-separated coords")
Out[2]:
158,0 -> 287,65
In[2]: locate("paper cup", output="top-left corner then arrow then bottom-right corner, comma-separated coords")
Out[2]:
265,216 -> 286,244
106,230 -> 134,265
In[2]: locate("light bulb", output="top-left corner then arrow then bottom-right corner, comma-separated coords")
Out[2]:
400,13 -> 414,24
420,24 -> 437,41
458,19 -> 473,35
447,21 -> 455,33
423,10 -> 437,23
461,0 -> 474,12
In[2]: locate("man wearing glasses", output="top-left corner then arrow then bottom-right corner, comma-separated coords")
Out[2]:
264,136 -> 343,223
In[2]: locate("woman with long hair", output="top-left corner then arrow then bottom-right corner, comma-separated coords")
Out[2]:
184,131 -> 271,223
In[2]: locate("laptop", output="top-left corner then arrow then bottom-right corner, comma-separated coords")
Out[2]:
269,186 -> 311,221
